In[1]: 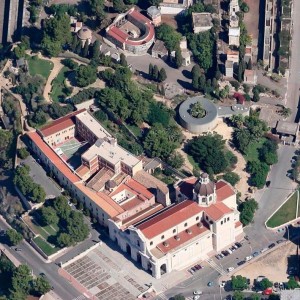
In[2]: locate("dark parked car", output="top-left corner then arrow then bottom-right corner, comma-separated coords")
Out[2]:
237,260 -> 246,266
277,239 -> 284,244
266,181 -> 271,187
235,242 -> 242,248
222,250 -> 229,256
252,251 -> 260,257
268,243 -> 276,249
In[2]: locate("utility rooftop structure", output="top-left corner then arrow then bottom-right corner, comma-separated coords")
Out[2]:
192,12 -> 213,33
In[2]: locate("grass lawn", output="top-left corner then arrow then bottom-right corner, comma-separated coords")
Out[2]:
126,124 -> 142,138
266,191 -> 299,228
26,55 -> 53,79
50,66 -> 70,102
244,138 -> 266,162
33,236 -> 59,256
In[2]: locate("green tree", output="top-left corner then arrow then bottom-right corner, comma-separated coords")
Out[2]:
259,139 -> 278,165
148,63 -> 154,78
75,65 -> 97,87
198,74 -> 207,92
113,0 -> 126,12
39,206 -> 59,226
91,40 -> 101,60
230,114 -> 244,128
6,229 -> 23,246
11,265 -> 32,296
88,0 -> 106,23
147,102 -> 170,126
252,90 -> 260,102
244,116 -> 268,139
57,233 -> 73,247
152,65 -> 159,81
238,198 -> 258,226
251,294 -> 260,300
260,278 -> 273,290
53,196 -> 72,220
232,291 -> 244,300
158,68 -> 167,82
17,148 -> 30,159
223,172 -> 240,186
240,2 -> 250,13
232,275 -> 248,291
32,276 -> 52,296
120,53 -> 127,67
155,24 -> 182,51
247,161 -> 269,188
82,40 -> 89,58
66,211 -> 89,242
167,152 -> 185,169
286,277 -> 299,289
174,49 -> 183,68
30,184 -> 46,203
191,65 -> 201,90
187,133 -> 228,174
144,123 -> 178,160
188,31 -> 215,71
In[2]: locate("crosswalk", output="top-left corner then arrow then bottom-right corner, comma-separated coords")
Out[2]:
206,259 -> 227,276
72,295 -> 89,300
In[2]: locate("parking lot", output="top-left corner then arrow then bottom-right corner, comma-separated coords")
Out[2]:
61,246 -> 147,300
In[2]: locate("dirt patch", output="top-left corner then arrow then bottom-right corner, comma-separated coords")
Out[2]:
234,242 -> 297,282
161,15 -> 178,29
244,0 -> 260,42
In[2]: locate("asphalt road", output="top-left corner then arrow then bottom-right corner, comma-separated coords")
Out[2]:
285,0 -> 300,122
0,215 -> 101,300
163,145 -> 298,300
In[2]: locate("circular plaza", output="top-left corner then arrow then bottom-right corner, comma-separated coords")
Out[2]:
178,96 -> 218,134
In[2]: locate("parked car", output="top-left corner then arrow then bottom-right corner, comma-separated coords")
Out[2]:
191,267 -> 197,272
261,247 -> 268,253
15,248 -> 22,252
276,239 -> 284,244
227,249 -> 233,254
268,243 -> 276,249
207,281 -> 214,287
193,290 -> 203,295
245,255 -> 253,261
237,260 -> 245,266
235,242 -> 242,248
189,269 -> 194,275
252,251 -> 260,257
247,278 -> 251,285
222,250 -> 229,256
219,253 -> 225,258
274,282 -> 279,288
227,267 -> 235,272
193,296 -> 200,300
263,288 -> 273,295
219,281 -> 226,288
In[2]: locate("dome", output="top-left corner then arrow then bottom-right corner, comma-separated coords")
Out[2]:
194,174 -> 215,196
77,27 -> 92,40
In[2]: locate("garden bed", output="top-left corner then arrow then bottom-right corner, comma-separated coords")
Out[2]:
33,236 -> 59,256
50,66 -> 72,102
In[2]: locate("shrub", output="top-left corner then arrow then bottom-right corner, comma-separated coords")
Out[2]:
17,148 -> 30,159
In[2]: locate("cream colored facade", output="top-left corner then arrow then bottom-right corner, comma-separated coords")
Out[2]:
109,175 -> 243,279
43,125 -> 75,146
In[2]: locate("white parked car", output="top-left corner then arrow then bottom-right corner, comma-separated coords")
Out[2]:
193,290 -> 203,295
193,296 -> 200,300
227,267 -> 235,272
245,255 -> 253,261
219,281 -> 226,288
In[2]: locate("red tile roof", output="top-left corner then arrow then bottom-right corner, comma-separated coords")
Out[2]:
75,183 -> 124,217
137,200 -> 203,239
205,202 -> 233,221
120,197 -> 143,211
177,177 -> 197,199
129,9 -> 151,24
155,223 -> 210,255
215,180 -> 235,202
39,109 -> 85,137
27,131 -> 81,183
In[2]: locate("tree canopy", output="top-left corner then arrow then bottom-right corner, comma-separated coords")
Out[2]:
238,199 -> 258,226
155,24 -> 182,51
231,275 -> 248,291
6,229 -> 23,246
187,133 -> 232,174
75,65 -> 97,87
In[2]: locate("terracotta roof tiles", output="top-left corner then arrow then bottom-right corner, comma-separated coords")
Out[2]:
204,202 -> 233,221
137,200 -> 203,239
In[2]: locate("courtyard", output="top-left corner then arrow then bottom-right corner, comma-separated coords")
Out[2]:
54,138 -> 90,170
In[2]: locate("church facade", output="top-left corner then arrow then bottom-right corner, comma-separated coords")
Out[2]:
108,173 -> 243,279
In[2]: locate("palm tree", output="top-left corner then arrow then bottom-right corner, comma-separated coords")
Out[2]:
230,114 -> 244,128
189,102 -> 206,118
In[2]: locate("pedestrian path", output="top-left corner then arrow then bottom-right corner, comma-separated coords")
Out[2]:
206,259 -> 227,276
71,295 -> 89,300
